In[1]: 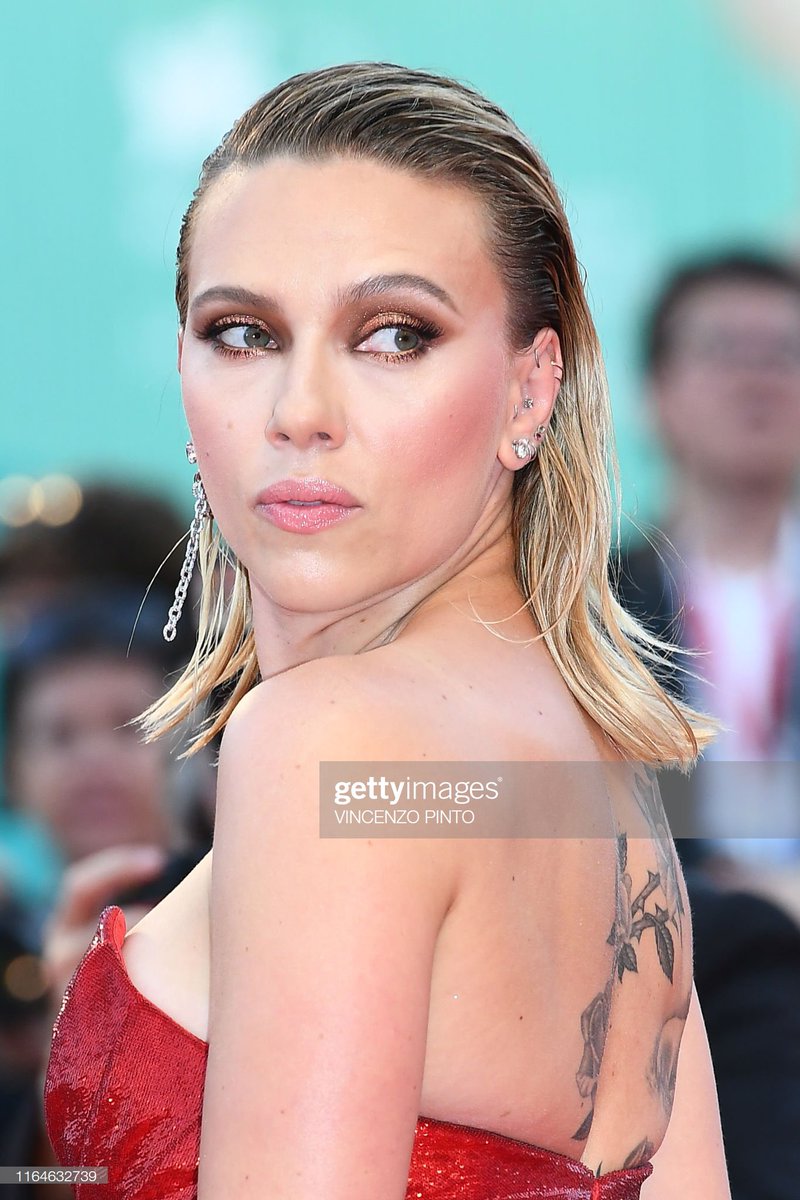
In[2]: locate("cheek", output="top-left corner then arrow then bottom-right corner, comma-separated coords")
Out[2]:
182,367 -> 228,451
402,359 -> 504,487
376,355 -> 505,540
398,348 -> 503,458
181,370 -> 249,521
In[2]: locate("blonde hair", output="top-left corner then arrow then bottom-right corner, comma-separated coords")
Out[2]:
136,61 -> 721,769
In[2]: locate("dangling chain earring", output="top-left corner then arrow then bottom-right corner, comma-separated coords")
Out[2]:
163,441 -> 211,642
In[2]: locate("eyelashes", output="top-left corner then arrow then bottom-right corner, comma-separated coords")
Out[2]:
192,317 -> 273,359
193,311 -> 444,364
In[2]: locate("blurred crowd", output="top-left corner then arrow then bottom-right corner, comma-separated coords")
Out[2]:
0,247 -> 798,1198
0,482 -> 219,1197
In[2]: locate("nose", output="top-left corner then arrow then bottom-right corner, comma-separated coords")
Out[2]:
264,352 -> 347,451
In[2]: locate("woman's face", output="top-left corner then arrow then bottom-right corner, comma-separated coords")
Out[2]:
178,156 -> 535,621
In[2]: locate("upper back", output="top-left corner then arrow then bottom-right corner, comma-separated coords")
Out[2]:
359,631 -> 693,1176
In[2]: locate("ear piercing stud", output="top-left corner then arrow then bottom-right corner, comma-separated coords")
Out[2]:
512,424 -> 547,462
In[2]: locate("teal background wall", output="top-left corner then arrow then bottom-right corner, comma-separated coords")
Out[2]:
3,0 -> 800,531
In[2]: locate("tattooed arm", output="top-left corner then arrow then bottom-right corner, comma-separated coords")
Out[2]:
639,983 -> 731,1199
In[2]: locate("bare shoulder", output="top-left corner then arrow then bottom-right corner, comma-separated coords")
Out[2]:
213,650 -> 461,892
200,654 -> 462,1195
221,649 -> 452,761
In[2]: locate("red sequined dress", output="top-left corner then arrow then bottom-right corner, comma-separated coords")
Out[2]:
44,905 -> 654,1199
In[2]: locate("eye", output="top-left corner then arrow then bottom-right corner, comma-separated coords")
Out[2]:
357,325 -> 423,355
216,323 -> 275,351
355,315 -> 443,362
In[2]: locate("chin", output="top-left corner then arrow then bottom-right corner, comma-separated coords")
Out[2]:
249,570 -> 383,615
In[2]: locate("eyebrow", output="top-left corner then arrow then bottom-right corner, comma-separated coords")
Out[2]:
189,273 -> 461,316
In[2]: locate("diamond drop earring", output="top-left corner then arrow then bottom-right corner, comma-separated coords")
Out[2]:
162,442 -> 211,642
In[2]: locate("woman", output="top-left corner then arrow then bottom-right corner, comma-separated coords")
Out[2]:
43,62 -> 730,1198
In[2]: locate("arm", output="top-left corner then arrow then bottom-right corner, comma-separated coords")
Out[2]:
196,667 -> 459,1200
640,983 -> 731,1199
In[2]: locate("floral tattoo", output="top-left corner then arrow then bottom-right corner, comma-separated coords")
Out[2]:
571,764 -> 688,1145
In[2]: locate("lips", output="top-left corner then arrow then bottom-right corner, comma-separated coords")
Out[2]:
255,477 -> 359,506
253,476 -> 362,535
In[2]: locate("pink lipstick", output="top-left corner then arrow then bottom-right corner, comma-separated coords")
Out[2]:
254,477 -> 362,534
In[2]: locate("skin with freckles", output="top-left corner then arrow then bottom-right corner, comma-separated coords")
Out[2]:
177,155 -> 561,675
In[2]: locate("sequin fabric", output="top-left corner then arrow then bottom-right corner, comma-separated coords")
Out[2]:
44,906 -> 654,1199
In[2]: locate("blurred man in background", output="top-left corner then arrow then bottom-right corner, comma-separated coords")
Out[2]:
616,249 -> 800,908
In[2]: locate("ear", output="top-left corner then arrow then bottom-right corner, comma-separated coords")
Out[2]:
177,325 -> 185,373
498,327 -> 563,472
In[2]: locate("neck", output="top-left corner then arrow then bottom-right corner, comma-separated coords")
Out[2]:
249,505 -> 526,679
666,471 -> 796,570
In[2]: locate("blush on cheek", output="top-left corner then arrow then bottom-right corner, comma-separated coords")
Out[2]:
414,376 -> 501,477
396,388 -> 501,539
